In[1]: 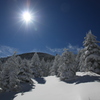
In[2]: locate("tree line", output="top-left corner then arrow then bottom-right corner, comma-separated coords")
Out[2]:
0,30 -> 100,92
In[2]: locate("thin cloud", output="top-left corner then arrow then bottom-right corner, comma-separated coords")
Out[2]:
31,48 -> 48,54
46,46 -> 64,55
0,45 -> 18,57
31,49 -> 43,53
67,43 -> 83,53
46,47 -> 63,53
46,44 -> 83,55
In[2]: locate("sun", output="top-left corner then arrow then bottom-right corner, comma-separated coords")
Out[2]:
18,10 -> 36,29
22,11 -> 32,23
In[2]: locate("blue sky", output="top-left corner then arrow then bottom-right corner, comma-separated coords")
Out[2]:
0,0 -> 100,57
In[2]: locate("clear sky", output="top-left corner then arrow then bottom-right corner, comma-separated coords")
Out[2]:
0,0 -> 100,57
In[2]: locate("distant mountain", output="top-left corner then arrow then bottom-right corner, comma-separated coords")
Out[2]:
0,52 -> 55,63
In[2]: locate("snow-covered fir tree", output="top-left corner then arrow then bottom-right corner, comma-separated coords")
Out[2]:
40,58 -> 46,77
50,54 -> 61,76
79,30 -> 100,73
30,52 -> 43,78
58,49 -> 76,81
15,55 -> 22,67
0,60 -> 3,90
0,60 -> 2,71
76,49 -> 84,71
0,54 -> 20,92
44,60 -> 53,76
18,59 -> 33,84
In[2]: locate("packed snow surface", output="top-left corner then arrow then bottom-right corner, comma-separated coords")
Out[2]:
0,72 -> 100,100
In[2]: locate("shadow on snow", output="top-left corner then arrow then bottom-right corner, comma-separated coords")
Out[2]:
34,77 -> 46,84
75,75 -> 100,84
0,91 -> 17,100
0,83 -> 35,100
0,77 -> 46,100
65,75 -> 100,84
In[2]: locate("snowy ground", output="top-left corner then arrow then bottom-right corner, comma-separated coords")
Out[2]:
1,72 -> 100,100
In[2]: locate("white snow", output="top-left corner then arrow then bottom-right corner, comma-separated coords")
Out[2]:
13,72 -> 100,100
0,72 -> 100,100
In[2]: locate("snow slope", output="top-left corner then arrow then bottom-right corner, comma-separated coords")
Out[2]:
14,72 -> 100,100
1,72 -> 100,100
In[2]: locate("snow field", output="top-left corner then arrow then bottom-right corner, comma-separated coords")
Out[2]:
14,72 -> 100,100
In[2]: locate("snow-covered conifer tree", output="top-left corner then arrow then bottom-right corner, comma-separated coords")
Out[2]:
0,60 -> 2,71
15,56 -> 22,66
58,50 -> 76,81
76,49 -> 84,71
30,52 -> 43,78
0,60 -> 3,89
50,54 -> 61,76
44,60 -> 53,76
0,54 -> 20,92
40,58 -> 46,77
18,59 -> 33,84
79,30 -> 100,73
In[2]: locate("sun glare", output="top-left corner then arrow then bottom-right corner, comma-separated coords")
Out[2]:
22,11 -> 32,23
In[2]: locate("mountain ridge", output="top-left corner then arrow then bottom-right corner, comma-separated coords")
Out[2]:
0,52 -> 55,63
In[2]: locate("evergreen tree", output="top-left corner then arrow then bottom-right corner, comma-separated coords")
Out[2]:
45,60 -> 53,76
30,52 -> 43,78
50,54 -> 61,76
15,56 -> 22,67
0,60 -> 2,71
58,50 -> 76,81
0,54 -> 20,92
76,49 -> 84,71
80,30 -> 100,73
18,59 -> 33,84
40,58 -> 46,77
0,60 -> 3,90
